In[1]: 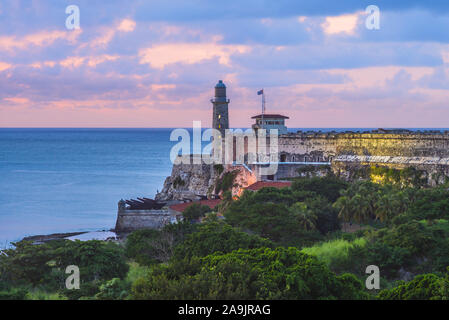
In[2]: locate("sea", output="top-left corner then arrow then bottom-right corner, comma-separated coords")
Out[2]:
1,127 -> 447,247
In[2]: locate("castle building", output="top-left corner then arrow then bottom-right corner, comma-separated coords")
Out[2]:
211,80 -> 230,136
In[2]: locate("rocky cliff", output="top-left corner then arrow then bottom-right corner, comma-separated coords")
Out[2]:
155,155 -> 220,201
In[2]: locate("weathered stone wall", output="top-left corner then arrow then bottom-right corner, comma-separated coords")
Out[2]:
278,132 -> 449,160
334,133 -> 449,157
114,209 -> 179,232
279,133 -> 338,162
278,132 -> 449,183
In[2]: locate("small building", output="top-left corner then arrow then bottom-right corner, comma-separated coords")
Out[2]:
251,114 -> 289,134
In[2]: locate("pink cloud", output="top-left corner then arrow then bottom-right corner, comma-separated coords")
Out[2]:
0,62 -> 12,72
84,18 -> 137,49
0,29 -> 81,52
117,19 -> 136,32
58,55 -> 120,69
60,56 -> 85,69
3,97 -> 30,104
138,41 -> 250,69
321,12 -> 361,36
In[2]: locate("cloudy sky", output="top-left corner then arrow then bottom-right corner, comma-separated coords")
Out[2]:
1,0 -> 449,128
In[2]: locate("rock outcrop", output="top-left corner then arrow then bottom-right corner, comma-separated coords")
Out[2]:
155,155 -> 220,201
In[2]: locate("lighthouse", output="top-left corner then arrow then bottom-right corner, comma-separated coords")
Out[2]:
211,80 -> 229,136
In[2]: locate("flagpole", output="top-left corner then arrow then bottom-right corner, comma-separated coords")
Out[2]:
261,89 -> 265,129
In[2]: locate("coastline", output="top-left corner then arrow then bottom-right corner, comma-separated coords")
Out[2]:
20,229 -> 119,245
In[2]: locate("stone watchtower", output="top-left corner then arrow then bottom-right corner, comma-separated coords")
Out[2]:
211,80 -> 230,136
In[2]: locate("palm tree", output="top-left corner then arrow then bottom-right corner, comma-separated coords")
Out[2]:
290,202 -> 317,231
375,193 -> 401,223
350,194 -> 371,224
333,193 -> 353,231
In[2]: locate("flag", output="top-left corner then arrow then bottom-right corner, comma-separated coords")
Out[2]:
257,89 -> 264,95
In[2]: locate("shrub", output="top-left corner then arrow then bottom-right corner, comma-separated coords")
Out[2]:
291,176 -> 348,202
301,238 -> 367,273
215,171 -> 238,194
173,221 -> 273,260
131,247 -> 368,300
0,288 -> 27,300
183,204 -> 212,221
378,274 -> 449,300
95,278 -> 129,300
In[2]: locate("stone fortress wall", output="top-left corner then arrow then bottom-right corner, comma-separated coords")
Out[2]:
276,130 -> 449,185
278,131 -> 449,161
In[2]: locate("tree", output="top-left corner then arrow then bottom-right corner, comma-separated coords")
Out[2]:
53,240 -> 129,283
290,202 -> 317,231
291,176 -> 348,202
378,274 -> 449,300
183,203 -> 212,221
375,193 -> 401,223
125,223 -> 195,266
306,196 -> 340,234
0,240 -> 129,297
406,187 -> 449,221
333,191 -> 352,229
131,247 -> 368,300
0,241 -> 55,286
172,221 -> 272,260
350,194 -> 371,224
95,278 -> 129,300
217,190 -> 233,214
334,181 -> 381,226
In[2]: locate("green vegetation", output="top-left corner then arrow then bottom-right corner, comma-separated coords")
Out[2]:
215,170 -> 238,194
131,247 -> 368,300
378,272 -> 449,300
182,203 -> 212,221
3,169 -> 449,300
370,166 -> 427,187
172,220 -> 273,260
301,238 -> 367,271
0,240 -> 129,300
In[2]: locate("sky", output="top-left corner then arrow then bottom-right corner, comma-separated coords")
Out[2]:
1,0 -> 449,128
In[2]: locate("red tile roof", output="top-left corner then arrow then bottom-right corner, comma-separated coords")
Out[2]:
169,199 -> 222,213
246,181 -> 292,191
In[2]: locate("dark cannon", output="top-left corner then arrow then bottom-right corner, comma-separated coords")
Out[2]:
124,198 -> 166,210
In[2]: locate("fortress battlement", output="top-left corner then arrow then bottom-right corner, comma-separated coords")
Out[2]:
157,81 -> 449,203
282,130 -> 449,139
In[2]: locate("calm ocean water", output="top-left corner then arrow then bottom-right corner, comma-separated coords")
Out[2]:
0,128 -> 175,245
1,127 -> 448,246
